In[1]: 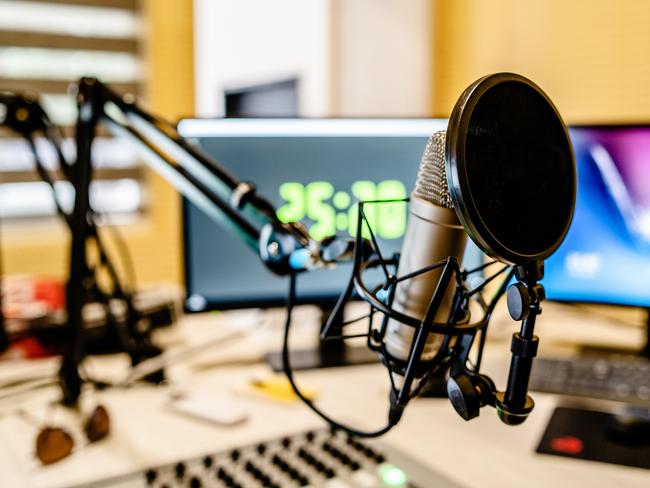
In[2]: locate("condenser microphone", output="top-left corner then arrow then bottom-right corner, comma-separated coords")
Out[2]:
384,132 -> 467,364
380,72 -> 576,426
288,73 -> 577,434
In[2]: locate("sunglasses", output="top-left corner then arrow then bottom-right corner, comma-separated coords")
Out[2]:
20,405 -> 110,465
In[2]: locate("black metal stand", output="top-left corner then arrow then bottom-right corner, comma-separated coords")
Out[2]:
493,261 -> 544,424
59,81 -> 165,405
59,83 -> 100,406
266,304 -> 378,372
2,91 -> 162,401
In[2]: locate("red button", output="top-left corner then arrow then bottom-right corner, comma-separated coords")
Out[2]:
550,435 -> 584,455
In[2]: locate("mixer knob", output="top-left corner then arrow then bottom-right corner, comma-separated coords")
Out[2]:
346,437 -> 360,449
220,471 -> 236,487
174,462 -> 186,479
202,455 -> 213,468
189,476 -> 202,488
259,475 -> 271,486
246,460 -> 267,478
144,469 -> 157,484
359,446 -> 382,461
256,443 -> 267,455
230,449 -> 241,462
322,441 -> 352,466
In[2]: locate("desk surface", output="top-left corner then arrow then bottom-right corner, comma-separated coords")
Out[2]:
0,302 -> 648,488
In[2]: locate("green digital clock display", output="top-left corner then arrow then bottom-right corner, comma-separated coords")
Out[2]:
276,180 -> 407,241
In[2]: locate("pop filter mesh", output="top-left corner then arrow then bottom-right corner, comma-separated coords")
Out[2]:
452,77 -> 575,262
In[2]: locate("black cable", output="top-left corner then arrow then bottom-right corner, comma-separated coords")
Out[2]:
25,135 -> 71,226
0,206 -> 7,352
282,273 -> 396,438
28,131 -> 138,298
473,268 -> 514,371
105,219 -> 137,291
92,213 -> 137,294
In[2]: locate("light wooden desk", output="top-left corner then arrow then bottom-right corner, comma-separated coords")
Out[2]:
0,303 -> 648,488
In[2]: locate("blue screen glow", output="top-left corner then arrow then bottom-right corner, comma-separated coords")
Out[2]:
544,126 -> 650,307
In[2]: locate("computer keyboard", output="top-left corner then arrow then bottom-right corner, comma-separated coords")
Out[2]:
530,356 -> 650,405
75,427 -> 460,488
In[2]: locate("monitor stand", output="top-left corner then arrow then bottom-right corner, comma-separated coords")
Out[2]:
266,304 -> 379,372
577,307 -> 650,359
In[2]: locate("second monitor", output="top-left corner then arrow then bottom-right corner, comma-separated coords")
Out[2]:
178,118 -> 450,312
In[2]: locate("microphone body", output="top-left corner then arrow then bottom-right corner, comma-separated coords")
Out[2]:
384,132 -> 468,364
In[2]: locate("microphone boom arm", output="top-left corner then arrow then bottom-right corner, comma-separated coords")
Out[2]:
74,77 -> 317,275
0,90 -> 166,405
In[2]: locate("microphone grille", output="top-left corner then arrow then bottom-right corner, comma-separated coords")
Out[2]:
413,131 -> 453,208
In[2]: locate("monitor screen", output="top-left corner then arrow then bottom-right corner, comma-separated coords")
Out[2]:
544,126 -> 650,307
177,119 -> 448,311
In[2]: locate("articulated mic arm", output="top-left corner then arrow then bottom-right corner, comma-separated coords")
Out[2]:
0,91 -> 167,404
73,77 -> 330,276
60,78 -> 355,406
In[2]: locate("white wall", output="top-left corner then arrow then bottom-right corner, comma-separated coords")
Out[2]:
194,0 -> 332,117
193,0 -> 433,118
331,0 -> 433,117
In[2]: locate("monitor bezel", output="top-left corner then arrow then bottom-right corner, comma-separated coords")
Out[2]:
178,117 -> 448,312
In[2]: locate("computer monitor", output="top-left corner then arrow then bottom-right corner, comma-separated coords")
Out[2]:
177,118 -> 449,312
543,125 -> 650,354
545,126 -> 650,306
224,79 -> 298,118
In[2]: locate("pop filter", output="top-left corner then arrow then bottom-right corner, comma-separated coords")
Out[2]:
446,73 -> 576,265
